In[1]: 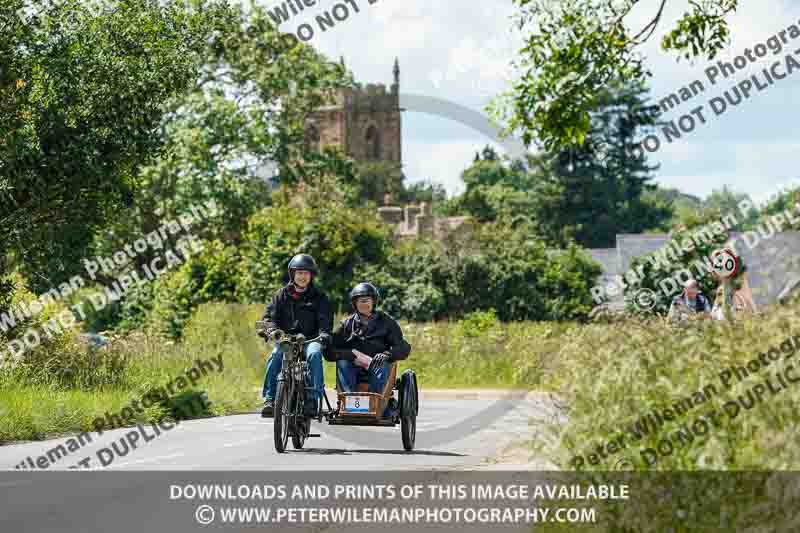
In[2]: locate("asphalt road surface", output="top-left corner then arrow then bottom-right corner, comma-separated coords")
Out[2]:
1,389 -> 559,471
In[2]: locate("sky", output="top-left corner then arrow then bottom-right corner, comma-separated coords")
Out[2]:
257,0 -> 800,200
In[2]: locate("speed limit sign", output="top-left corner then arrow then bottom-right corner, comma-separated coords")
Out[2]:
711,249 -> 739,279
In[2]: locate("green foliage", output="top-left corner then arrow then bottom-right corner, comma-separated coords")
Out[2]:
444,183 -> 538,227
1,0 -> 229,292
350,160 -> 405,205
147,240 -> 240,338
651,185 -> 760,232
0,273 -> 126,389
397,180 -> 448,206
86,0 -> 352,266
442,147 -> 539,227
65,286 -> 124,334
454,308 -> 499,338
623,210 -> 737,314
532,300 -> 800,475
357,223 -> 601,322
520,80 -> 672,247
356,239 -> 445,321
451,80 -> 675,249
495,0 -> 739,150
643,186 -> 703,229
761,186 -> 800,230
236,179 -> 392,310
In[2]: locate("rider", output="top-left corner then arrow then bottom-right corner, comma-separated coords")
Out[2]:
258,254 -> 332,418
667,278 -> 711,322
329,282 -> 411,404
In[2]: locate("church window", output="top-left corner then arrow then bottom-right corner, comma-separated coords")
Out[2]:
365,125 -> 381,160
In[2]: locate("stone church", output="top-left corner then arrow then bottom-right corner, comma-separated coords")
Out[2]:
304,58 -> 402,166
303,59 -> 468,239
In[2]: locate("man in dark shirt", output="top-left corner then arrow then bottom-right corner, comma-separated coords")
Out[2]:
329,282 -> 411,395
258,254 -> 332,417
667,278 -> 711,323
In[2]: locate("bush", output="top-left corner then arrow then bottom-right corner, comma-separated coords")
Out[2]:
236,185 -> 391,310
357,221 -> 601,322
147,239 -> 240,338
355,239 -> 445,321
624,210 -> 743,314
454,308 -> 498,338
0,274 -> 126,389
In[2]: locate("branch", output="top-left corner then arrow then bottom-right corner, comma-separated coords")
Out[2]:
629,0 -> 668,45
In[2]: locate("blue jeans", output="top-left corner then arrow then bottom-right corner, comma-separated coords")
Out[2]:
336,359 -> 392,394
262,341 -> 324,402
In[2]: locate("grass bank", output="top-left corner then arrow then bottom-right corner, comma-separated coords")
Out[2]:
0,303 -> 571,443
528,299 -> 800,471
528,301 -> 800,531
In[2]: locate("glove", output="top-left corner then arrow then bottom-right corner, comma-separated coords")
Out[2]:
266,329 -> 284,341
318,332 -> 331,347
369,351 -> 391,372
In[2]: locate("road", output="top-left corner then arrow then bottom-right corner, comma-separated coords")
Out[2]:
1,392 -> 564,533
0,389 -> 558,471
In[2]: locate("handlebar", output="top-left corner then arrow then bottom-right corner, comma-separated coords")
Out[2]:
275,332 -> 322,345
255,321 -> 322,345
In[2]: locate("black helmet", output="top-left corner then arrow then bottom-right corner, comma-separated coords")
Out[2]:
350,282 -> 379,308
288,254 -> 318,275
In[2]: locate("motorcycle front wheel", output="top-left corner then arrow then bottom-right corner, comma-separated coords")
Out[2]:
273,379 -> 290,453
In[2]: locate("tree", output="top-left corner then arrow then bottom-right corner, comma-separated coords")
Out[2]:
350,160 -> 405,205
643,186 -> 703,228
493,0 -> 739,150
236,176 -> 392,311
397,180 -> 447,206
527,80 -> 673,247
702,186 -> 759,231
355,221 -> 602,321
461,146 -> 533,191
1,0 -> 353,298
1,0 -> 230,293
761,186 -> 800,230
440,145 -> 540,227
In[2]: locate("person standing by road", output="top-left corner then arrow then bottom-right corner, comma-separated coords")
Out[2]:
668,278 -> 711,323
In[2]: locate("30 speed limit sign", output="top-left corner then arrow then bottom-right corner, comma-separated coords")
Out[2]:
711,249 -> 739,279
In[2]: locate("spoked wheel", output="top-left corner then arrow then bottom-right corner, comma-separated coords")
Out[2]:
400,370 -> 418,451
291,387 -> 308,450
273,380 -> 289,453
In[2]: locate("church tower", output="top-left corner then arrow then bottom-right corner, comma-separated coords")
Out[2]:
305,58 -> 403,167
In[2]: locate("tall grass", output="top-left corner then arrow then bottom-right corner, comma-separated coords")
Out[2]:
0,304 -> 564,443
529,302 -> 800,471
5,296 -> 800,477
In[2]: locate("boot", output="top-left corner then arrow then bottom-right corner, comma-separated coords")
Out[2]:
261,399 -> 274,418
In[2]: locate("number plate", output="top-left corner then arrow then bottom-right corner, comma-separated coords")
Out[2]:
345,395 -> 370,413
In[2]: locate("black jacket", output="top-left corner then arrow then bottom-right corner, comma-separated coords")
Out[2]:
328,310 -> 411,363
261,283 -> 332,339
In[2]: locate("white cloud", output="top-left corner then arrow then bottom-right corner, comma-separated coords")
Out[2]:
403,138 -> 508,196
